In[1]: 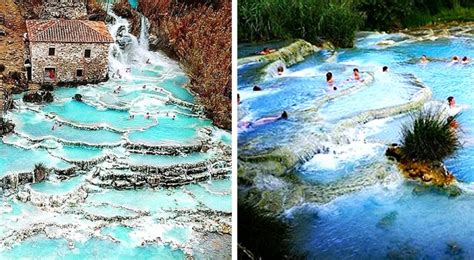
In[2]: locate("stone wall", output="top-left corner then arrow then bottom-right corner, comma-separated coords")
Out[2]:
40,0 -> 87,19
30,42 -> 110,84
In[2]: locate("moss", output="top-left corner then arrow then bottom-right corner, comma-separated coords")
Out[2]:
237,39 -> 319,67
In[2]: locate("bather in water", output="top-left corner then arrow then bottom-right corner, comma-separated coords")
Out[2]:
238,111 -> 289,130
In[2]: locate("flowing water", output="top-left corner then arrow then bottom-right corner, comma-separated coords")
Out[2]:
238,28 -> 474,258
0,11 -> 231,259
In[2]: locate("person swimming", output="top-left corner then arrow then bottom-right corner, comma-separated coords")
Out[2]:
462,56 -> 469,64
239,111 -> 289,130
420,55 -> 428,64
277,66 -> 284,76
451,56 -> 460,64
253,85 -> 262,91
382,66 -> 388,72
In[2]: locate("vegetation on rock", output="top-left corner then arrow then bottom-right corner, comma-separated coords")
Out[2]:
400,109 -> 460,162
386,109 -> 461,186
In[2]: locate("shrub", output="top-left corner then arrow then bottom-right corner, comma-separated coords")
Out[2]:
238,0 -> 362,47
400,109 -> 461,162
357,0 -> 415,31
319,3 -> 363,48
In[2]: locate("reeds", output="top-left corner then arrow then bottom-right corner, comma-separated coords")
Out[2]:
238,0 -> 362,47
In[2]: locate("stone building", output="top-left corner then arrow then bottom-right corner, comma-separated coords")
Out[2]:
40,0 -> 88,19
26,20 -> 114,85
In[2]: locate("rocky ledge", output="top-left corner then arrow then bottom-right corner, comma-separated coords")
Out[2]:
386,144 -> 456,187
0,117 -> 15,136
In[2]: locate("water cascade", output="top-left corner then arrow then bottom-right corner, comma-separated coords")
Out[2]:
238,28 -> 474,258
0,10 -> 231,259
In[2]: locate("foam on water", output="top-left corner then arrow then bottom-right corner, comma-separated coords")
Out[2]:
239,31 -> 474,257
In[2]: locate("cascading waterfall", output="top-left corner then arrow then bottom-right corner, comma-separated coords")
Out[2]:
139,14 -> 149,50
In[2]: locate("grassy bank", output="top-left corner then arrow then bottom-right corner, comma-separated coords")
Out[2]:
238,0 -> 474,47
238,0 -> 362,48
135,0 -> 231,130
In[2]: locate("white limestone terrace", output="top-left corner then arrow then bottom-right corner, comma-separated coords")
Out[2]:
0,10 -> 232,259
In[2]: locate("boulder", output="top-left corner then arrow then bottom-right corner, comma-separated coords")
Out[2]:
0,118 -> 14,136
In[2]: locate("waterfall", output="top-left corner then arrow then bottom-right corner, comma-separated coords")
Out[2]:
106,11 -> 177,79
139,14 -> 149,50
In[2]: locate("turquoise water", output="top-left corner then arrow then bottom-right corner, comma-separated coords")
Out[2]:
238,31 -> 474,258
0,13 -> 230,258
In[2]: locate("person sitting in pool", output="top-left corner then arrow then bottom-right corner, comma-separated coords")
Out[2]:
172,115 -> 176,120
420,55 -> 428,64
447,96 -> 463,116
462,56 -> 470,64
382,66 -> 389,72
145,112 -> 151,119
258,47 -> 276,55
348,68 -> 362,81
447,116 -> 459,129
447,96 -> 456,109
253,85 -> 262,91
277,66 -> 284,76
326,72 -> 338,91
326,72 -> 335,86
239,111 -> 289,129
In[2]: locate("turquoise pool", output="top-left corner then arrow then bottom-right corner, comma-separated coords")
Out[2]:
238,29 -> 474,258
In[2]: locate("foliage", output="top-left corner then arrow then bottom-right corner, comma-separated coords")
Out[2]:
137,0 -> 231,129
319,3 -> 363,48
357,0 -> 474,30
238,0 -> 363,48
400,109 -> 461,162
357,0 -> 415,30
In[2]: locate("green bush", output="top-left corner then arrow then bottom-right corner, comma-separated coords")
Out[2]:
238,0 -> 362,48
319,3 -> 362,48
400,109 -> 461,162
357,0 -> 415,31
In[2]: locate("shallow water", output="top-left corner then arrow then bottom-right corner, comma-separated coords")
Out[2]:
238,29 -> 474,257
0,11 -> 230,259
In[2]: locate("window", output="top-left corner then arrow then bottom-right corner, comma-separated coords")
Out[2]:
48,48 -> 55,56
84,49 -> 91,58
76,69 -> 83,77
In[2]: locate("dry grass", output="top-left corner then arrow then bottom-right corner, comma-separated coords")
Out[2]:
137,0 -> 231,129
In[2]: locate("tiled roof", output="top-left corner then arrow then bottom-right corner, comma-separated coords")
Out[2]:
26,20 -> 114,43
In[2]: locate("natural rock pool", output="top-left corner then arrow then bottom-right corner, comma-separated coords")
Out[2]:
238,26 -> 474,258
0,12 -> 231,258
